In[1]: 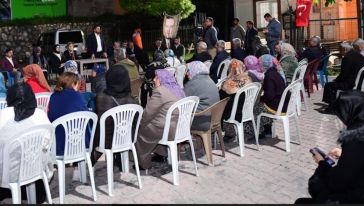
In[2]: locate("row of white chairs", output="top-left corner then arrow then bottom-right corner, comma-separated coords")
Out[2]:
1,96 -> 200,204
0,92 -> 52,112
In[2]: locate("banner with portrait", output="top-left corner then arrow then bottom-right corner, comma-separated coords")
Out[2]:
163,13 -> 181,39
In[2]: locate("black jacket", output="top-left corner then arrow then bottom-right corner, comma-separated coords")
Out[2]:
186,51 -> 212,63
260,67 -> 287,112
63,50 -> 78,61
230,47 -> 247,61
203,26 -> 218,49
209,50 -> 230,83
86,33 -> 106,55
309,126 -> 364,203
48,52 -> 64,75
300,46 -> 323,62
335,50 -> 364,88
244,27 -> 258,55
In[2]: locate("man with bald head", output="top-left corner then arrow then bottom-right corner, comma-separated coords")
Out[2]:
318,38 -> 364,114
299,36 -> 323,62
186,41 -> 212,63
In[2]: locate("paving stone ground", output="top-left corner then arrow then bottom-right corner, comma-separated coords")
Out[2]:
2,88 -> 344,204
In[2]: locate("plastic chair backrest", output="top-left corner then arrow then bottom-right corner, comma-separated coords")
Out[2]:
298,58 -> 308,67
276,79 -> 302,116
206,97 -> 230,128
35,92 -> 52,113
99,104 -> 143,151
217,59 -> 231,80
292,61 -> 308,82
354,66 -> 364,91
204,60 -> 212,69
0,97 -> 7,110
161,96 -> 199,143
51,111 -> 98,162
175,64 -> 187,87
2,124 -> 53,187
130,78 -> 143,98
228,82 -> 261,122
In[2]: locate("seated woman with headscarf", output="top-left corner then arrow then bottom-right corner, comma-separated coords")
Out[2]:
22,64 -> 52,94
135,69 -> 185,170
91,64 -> 137,167
184,61 -> 220,131
244,55 -> 264,81
279,42 -> 298,84
295,90 -> 364,204
0,83 -> 53,203
165,49 -> 181,67
0,73 -> 6,98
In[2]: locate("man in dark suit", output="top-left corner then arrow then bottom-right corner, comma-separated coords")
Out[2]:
245,20 -> 258,55
172,36 -> 185,62
86,25 -> 107,59
210,40 -> 230,83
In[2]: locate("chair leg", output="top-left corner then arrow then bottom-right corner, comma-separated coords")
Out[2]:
56,161 -> 65,204
169,144 -> 179,185
282,117 -> 291,152
294,115 -> 301,144
26,183 -> 36,204
236,123 -> 245,157
131,145 -> 143,189
105,150 -> 114,196
9,183 -> 21,204
272,121 -> 276,138
251,119 -> 260,151
200,132 -> 213,166
79,161 -> 87,184
188,137 -> 199,177
122,151 -> 130,173
217,126 -> 225,157
86,155 -> 97,201
42,172 -> 53,204
301,86 -> 309,111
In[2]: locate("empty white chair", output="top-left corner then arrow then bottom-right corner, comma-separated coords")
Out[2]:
51,111 -> 98,204
223,82 -> 262,157
0,97 -> 7,110
35,92 -> 52,113
1,124 -> 53,204
292,59 -> 309,115
157,96 -> 199,186
217,59 -> 231,82
354,66 -> 364,92
96,104 -> 143,196
257,79 -> 303,152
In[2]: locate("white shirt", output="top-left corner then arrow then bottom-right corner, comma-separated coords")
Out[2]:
6,57 -> 14,67
54,52 -> 61,61
95,33 -> 103,52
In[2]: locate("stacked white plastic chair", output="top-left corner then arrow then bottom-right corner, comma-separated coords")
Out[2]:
1,124 -> 54,204
354,66 -> 364,92
95,104 -> 143,196
216,59 -> 231,83
223,82 -> 262,157
257,79 -> 303,152
292,58 -> 309,115
35,92 -> 52,113
157,96 -> 199,185
51,111 -> 98,203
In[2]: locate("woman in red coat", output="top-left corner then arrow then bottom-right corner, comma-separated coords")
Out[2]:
22,64 -> 52,93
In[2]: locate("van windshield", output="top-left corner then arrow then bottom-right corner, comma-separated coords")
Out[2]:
59,31 -> 83,44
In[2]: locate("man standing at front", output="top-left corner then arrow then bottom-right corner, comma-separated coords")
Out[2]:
231,17 -> 245,43
263,13 -> 281,56
203,17 -> 218,59
87,25 -> 107,59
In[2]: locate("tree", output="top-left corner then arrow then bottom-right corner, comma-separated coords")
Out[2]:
314,0 -> 352,7
119,0 -> 196,19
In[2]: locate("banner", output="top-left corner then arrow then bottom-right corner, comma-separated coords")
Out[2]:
10,0 -> 66,20
163,13 -> 181,39
295,0 -> 313,27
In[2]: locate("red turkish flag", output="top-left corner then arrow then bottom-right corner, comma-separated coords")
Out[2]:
295,0 -> 313,27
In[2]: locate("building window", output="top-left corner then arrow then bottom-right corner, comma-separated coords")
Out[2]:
255,0 -> 279,28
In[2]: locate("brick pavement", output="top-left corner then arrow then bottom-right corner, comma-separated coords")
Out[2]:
2,89 -> 343,204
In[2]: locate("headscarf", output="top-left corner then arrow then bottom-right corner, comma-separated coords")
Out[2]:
155,69 -> 185,99
64,60 -> 79,74
280,42 -> 296,57
0,72 -> 7,95
259,54 -> 286,82
104,64 -> 131,98
186,61 -> 209,79
227,59 -> 246,78
333,90 -> 364,131
164,49 -> 175,58
22,64 -> 52,92
6,82 -> 37,122
244,55 -> 264,81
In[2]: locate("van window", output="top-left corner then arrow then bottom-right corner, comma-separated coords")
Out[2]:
59,31 -> 83,44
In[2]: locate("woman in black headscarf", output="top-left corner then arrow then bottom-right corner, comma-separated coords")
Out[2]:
295,90 -> 364,204
91,64 -> 137,166
0,83 -> 53,203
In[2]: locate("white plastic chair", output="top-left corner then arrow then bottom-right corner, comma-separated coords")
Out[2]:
1,124 -> 54,204
157,96 -> 199,186
95,104 -> 143,196
217,59 -> 231,82
0,97 -> 7,110
354,66 -> 364,91
223,82 -> 262,157
204,60 -> 212,69
35,92 -> 52,113
257,79 -> 303,152
175,64 -> 187,88
51,111 -> 98,204
292,59 -> 309,115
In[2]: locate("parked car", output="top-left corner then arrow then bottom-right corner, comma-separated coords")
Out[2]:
36,28 -> 86,58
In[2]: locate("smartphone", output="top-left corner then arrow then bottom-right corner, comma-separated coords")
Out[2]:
310,147 -> 335,166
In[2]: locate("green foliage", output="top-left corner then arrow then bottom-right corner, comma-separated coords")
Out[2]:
314,0 -> 352,7
120,0 -> 196,19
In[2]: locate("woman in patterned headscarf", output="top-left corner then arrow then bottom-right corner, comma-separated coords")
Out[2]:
135,69 -> 185,170
279,42 -> 298,84
244,55 -> 264,81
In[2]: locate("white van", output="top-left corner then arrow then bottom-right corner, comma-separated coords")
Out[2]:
37,28 -> 86,57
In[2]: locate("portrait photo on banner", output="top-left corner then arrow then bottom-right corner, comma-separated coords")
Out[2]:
163,13 -> 181,39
